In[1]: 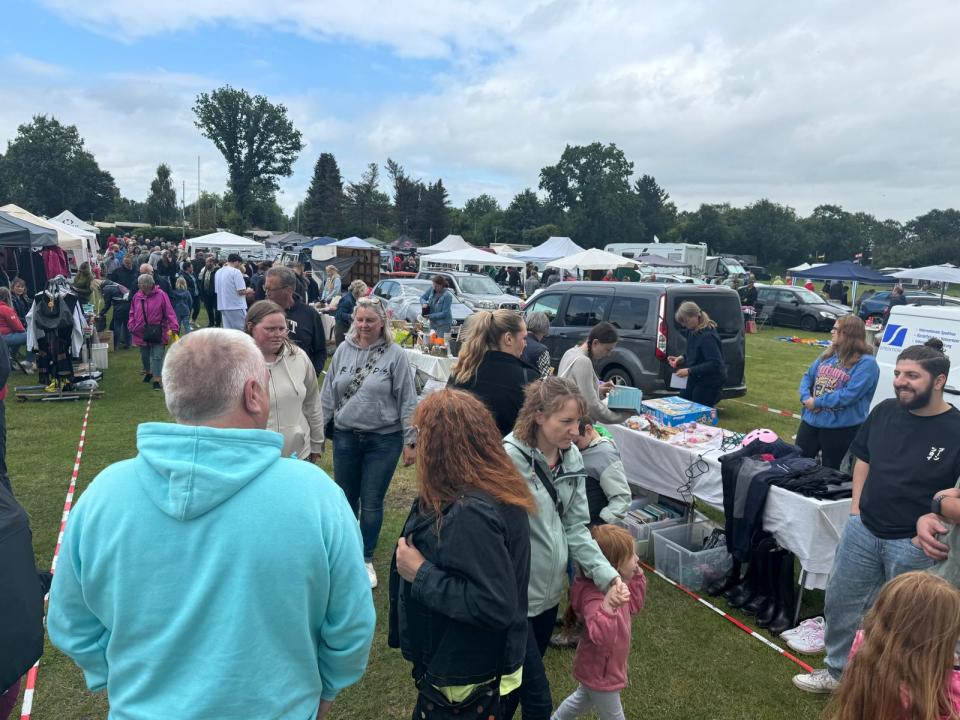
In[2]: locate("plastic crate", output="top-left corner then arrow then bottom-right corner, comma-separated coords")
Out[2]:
653,520 -> 731,591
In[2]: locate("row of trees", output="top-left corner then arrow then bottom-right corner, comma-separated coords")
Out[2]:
1,86 -> 958,270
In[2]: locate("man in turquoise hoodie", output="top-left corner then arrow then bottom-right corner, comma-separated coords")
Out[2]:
48,329 -> 376,720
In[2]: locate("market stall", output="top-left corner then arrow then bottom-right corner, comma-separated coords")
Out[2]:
403,348 -> 457,382
419,234 -> 474,255
186,231 -> 265,258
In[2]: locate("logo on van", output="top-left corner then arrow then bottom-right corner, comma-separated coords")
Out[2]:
882,324 -> 908,348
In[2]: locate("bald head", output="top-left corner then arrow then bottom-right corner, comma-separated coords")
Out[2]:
139,263 -> 153,275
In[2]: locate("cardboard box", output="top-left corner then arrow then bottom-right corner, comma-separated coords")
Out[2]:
641,396 -> 718,427
98,330 -> 114,349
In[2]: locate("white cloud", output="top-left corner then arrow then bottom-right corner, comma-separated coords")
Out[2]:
8,1 -> 960,223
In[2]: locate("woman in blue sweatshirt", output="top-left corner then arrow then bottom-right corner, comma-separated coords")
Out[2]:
668,301 -> 727,407
419,275 -> 454,338
797,314 -> 879,468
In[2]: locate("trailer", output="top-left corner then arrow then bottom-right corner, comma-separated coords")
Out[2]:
604,242 -> 709,274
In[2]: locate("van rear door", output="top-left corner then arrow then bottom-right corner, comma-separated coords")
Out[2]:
665,287 -> 747,398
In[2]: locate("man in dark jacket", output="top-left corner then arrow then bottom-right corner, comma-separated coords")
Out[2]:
264,267 -> 327,374
109,254 -> 139,293
198,256 -> 220,328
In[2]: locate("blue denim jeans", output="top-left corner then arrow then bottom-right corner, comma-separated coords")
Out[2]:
139,344 -> 166,377
824,514 -> 934,679
332,430 -> 403,561
4,331 -> 33,361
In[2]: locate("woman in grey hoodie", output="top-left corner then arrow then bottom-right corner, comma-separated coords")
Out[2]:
321,296 -> 418,589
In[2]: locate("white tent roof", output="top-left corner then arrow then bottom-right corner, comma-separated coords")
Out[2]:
423,247 -> 525,267
787,262 -> 826,273
186,231 -> 265,254
547,248 -> 640,272
0,204 -> 92,261
891,265 -> 960,284
511,236 -> 585,263
419,234 -> 475,255
331,236 -> 378,249
52,210 -> 99,234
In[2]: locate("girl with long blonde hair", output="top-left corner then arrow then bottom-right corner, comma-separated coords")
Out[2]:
825,571 -> 960,720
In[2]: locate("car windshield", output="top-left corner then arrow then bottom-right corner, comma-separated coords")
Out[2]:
398,281 -> 432,296
793,288 -> 828,304
458,276 -> 502,295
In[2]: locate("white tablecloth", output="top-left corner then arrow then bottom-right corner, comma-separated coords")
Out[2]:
603,422 -> 849,590
404,349 -> 458,382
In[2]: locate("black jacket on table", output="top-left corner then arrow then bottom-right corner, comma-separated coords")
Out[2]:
388,489 -> 531,688
450,351 -> 539,437
286,298 -> 327,374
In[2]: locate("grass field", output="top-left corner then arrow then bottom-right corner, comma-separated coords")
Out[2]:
7,324 -> 836,719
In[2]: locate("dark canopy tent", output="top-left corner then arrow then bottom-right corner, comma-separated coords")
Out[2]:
0,214 -> 29,247
0,211 -> 59,293
309,256 -> 359,286
790,261 -> 896,283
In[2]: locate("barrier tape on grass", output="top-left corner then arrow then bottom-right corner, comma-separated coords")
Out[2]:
19,396 -> 93,720
732,399 -> 803,422
640,561 -> 814,673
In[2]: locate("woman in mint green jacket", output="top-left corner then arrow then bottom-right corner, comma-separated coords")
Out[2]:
501,377 -> 629,720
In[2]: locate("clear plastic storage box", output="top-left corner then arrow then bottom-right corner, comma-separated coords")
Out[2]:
652,520 -> 731,591
621,495 -> 705,561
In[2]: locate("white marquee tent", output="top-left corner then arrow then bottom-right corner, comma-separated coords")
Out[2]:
331,237 -> 378,249
52,210 -> 100,236
420,246 -> 525,271
510,236 -> 584,264
186,231 -> 265,257
419,234 -> 474,255
547,248 -> 641,273
0,204 -> 95,264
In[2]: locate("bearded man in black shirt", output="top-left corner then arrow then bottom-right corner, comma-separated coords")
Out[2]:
794,340 -> 960,694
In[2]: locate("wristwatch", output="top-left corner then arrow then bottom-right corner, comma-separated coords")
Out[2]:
932,493 -> 950,516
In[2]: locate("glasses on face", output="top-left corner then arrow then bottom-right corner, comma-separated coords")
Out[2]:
264,285 -> 290,295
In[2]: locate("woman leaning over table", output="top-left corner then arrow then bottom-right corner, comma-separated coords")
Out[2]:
245,300 -> 324,464
501,377 -> 630,720
557,321 -> 633,425
321,295 -> 417,589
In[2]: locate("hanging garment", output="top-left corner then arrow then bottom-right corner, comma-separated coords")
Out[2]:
41,247 -> 69,280
25,282 -> 86,386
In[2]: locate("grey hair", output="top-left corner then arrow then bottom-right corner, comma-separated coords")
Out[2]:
349,279 -> 368,296
138,273 -> 155,290
265,265 -> 297,290
346,297 -> 392,346
163,329 -> 268,423
0,287 -> 10,304
525,311 -> 550,338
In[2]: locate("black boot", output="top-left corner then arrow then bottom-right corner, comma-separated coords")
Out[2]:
767,552 -> 798,636
707,559 -> 741,597
727,541 -> 767,608
742,547 -> 775,616
756,549 -> 786,627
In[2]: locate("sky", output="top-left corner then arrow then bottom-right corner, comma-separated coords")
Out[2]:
3,0 -> 960,222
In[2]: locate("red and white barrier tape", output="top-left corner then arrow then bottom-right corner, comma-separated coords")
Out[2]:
732,399 -> 803,422
19,395 -> 93,720
641,561 -> 813,673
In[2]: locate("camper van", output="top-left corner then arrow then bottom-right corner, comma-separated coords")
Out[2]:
604,242 -> 709,274
871,305 -> 960,410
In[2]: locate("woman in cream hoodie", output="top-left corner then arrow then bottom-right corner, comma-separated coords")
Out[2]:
246,300 -> 324,462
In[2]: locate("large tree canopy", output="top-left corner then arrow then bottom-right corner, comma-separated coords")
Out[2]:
301,152 -> 343,237
0,114 -> 117,219
193,85 -> 303,222
146,163 -> 178,226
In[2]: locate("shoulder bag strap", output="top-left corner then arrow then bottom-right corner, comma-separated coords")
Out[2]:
506,443 -> 564,517
336,345 -> 387,412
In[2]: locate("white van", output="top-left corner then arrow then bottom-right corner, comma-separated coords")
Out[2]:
871,305 -> 960,409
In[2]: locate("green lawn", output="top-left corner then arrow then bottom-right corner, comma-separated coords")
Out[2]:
8,324 -> 835,719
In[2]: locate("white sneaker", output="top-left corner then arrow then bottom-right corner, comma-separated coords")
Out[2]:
780,616 -> 824,640
365,562 -> 378,589
787,618 -> 826,654
792,669 -> 839,694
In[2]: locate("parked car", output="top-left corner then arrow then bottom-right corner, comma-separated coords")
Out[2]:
755,285 -> 850,332
415,270 -> 522,311
522,281 -> 746,398
857,290 -> 960,320
372,278 -> 473,325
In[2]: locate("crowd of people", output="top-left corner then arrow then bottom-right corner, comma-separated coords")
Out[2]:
5,232 -> 960,720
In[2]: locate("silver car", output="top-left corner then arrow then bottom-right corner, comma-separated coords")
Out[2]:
416,270 -> 523,311
372,279 -> 474,325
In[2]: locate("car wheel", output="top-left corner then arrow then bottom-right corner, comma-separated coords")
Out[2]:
800,315 -> 818,332
603,366 -> 634,386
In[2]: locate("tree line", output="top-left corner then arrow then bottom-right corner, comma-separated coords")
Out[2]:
0,84 -> 957,270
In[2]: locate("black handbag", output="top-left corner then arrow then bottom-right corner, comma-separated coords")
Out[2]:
413,676 -> 502,719
141,297 -> 163,345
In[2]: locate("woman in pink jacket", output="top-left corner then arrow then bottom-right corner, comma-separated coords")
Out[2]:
127,273 -> 178,390
552,524 -> 646,720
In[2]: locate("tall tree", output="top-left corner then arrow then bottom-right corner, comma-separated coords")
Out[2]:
633,174 -> 677,241
539,142 -> 637,248
803,205 -> 864,262
300,153 -> 344,236
193,86 -> 303,223
736,199 -> 808,266
0,115 -> 117,218
344,163 -> 391,236
502,189 -> 547,244
418,179 -> 451,244
145,163 -> 179,226
386,158 -> 423,239
456,194 -> 503,245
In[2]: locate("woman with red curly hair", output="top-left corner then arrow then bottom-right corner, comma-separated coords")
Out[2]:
388,388 -> 535,719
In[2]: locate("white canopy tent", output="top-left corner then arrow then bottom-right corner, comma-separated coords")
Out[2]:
547,248 -> 641,273
331,237 -> 378,249
891,265 -> 960,304
420,246 -> 525,272
186,231 -> 265,257
52,210 -> 100,236
419,234 -> 474,255
510,236 -> 585,264
787,262 -> 826,273
0,204 -> 94,265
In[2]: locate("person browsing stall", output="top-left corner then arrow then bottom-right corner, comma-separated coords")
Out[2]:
388,389 -> 535,718
501,378 -> 631,720
246,300 -> 324,463
521,311 -> 553,380
127,273 -> 178,390
419,275 -> 454,339
667,301 -> 727,408
794,339 -> 960,694
321,265 -> 341,306
450,309 -> 539,437
797,315 -> 879,469
557,322 -> 633,425
214,254 -> 251,330
320,295 -> 418,589
333,280 -> 368,346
